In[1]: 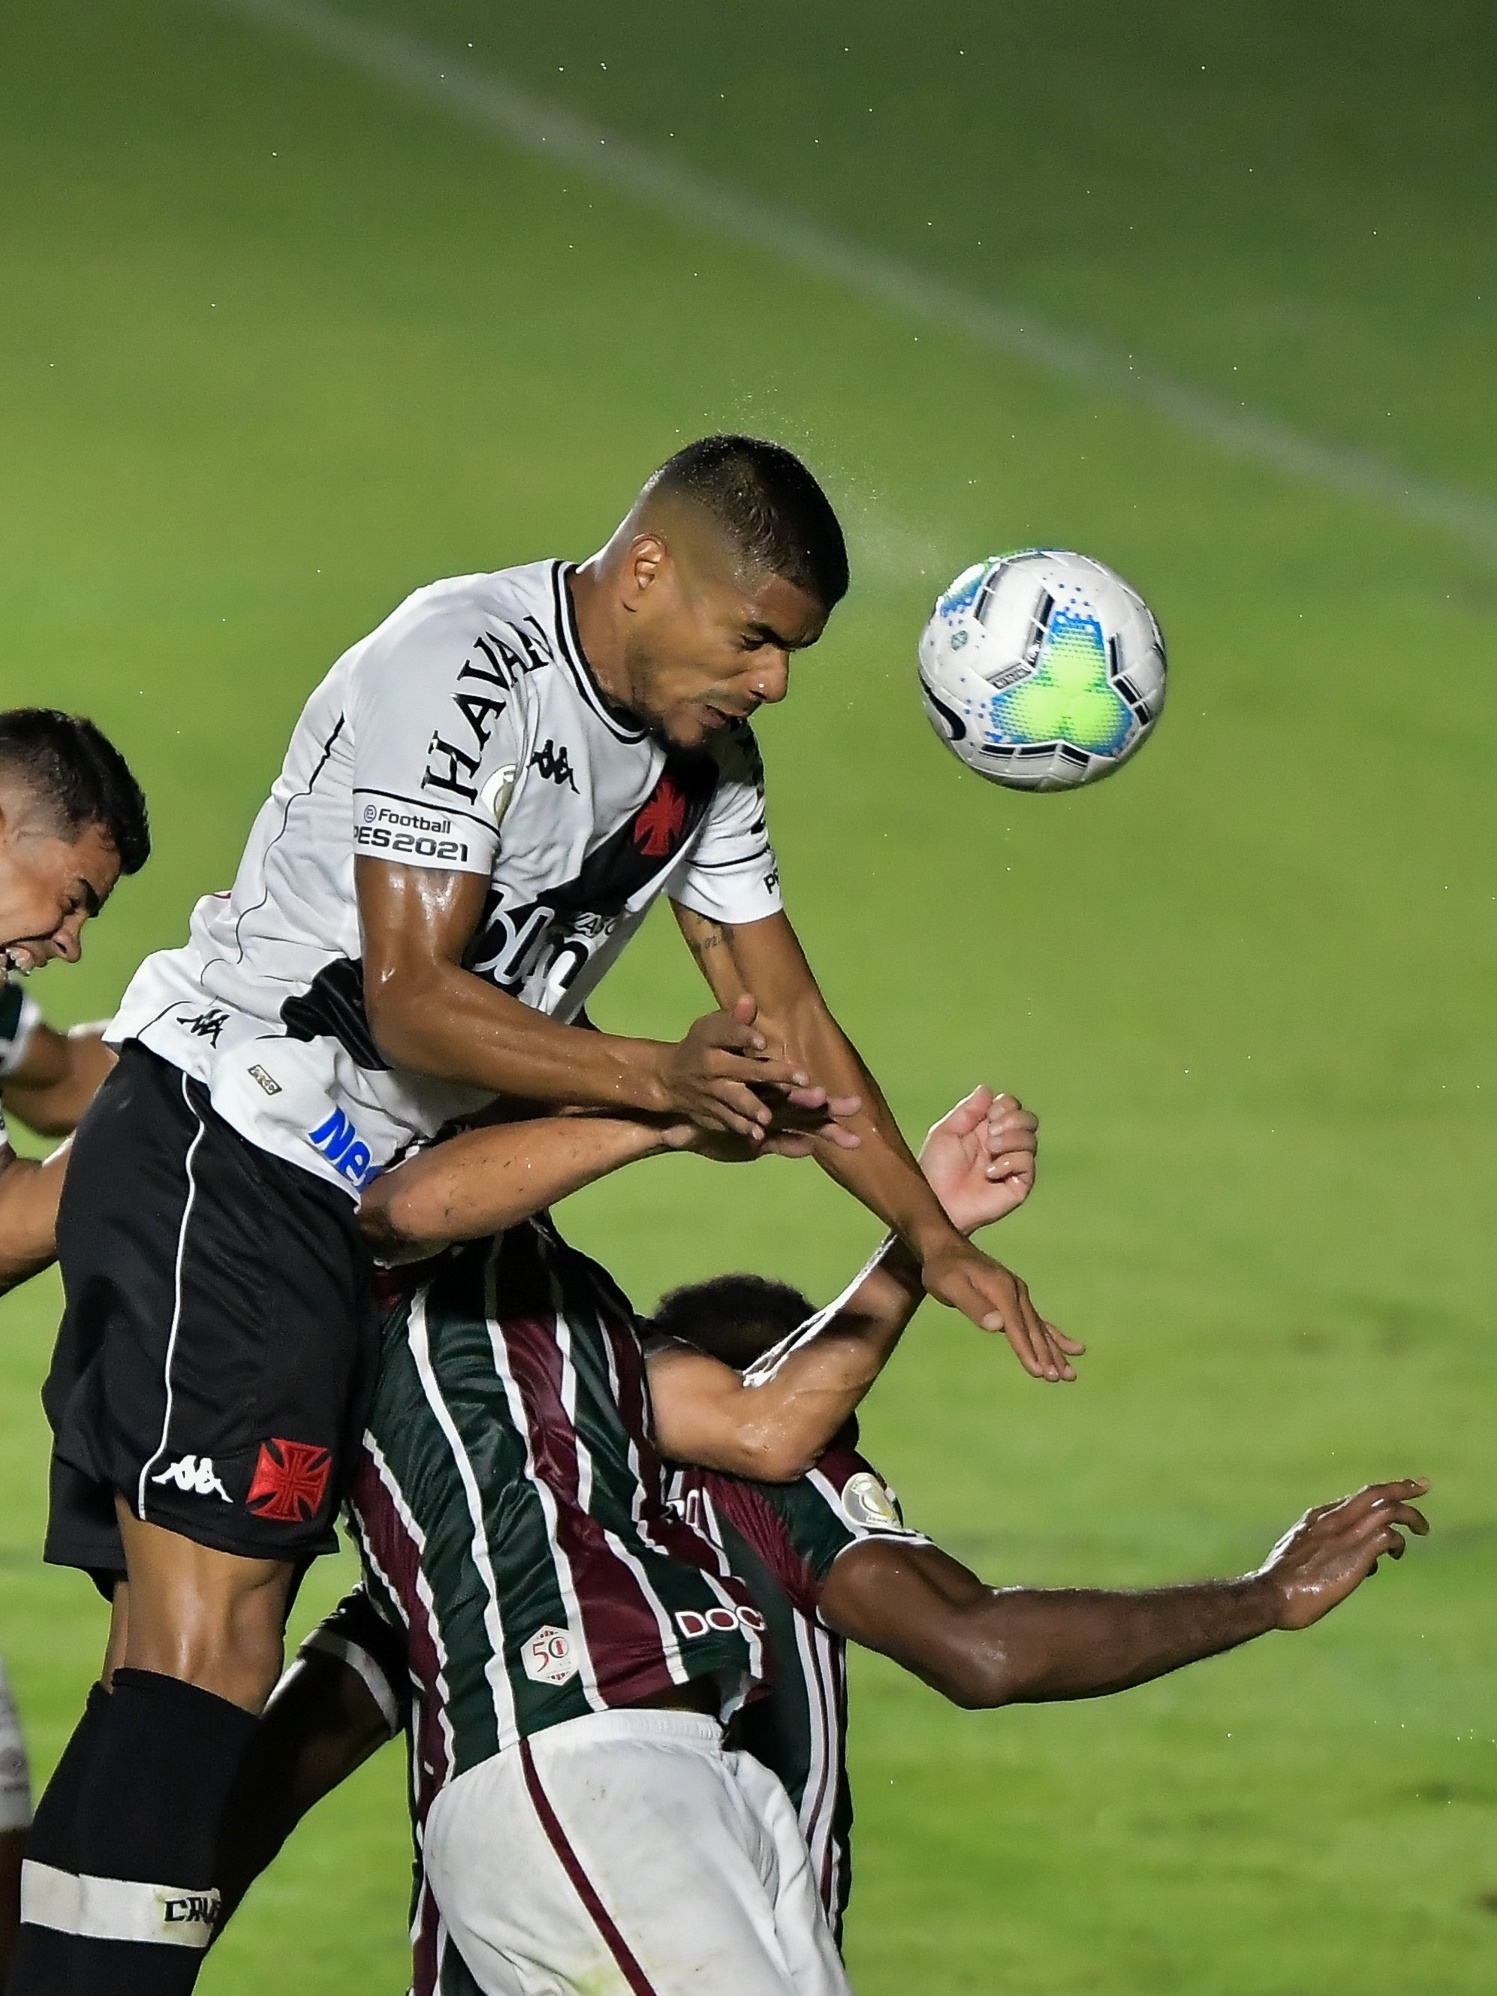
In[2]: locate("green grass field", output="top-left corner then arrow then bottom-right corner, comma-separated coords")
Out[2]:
2,2 -> 1495,1987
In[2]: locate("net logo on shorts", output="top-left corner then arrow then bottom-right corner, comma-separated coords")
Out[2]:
672,1604 -> 766,1640
246,1439 -> 332,1523
521,1625 -> 579,1687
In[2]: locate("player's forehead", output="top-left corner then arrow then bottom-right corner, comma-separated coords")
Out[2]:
699,562 -> 826,654
660,500 -> 828,647
58,820 -> 122,911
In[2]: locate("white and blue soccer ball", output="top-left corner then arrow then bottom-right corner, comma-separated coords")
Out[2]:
918,550 -> 1166,791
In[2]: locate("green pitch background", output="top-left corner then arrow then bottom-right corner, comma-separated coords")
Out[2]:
2,2 -> 1495,1987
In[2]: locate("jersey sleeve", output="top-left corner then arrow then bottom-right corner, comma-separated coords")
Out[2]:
667,722 -> 783,925
349,590 -> 528,878
757,1435 -> 930,1600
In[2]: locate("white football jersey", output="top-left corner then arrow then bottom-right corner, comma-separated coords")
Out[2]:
111,561 -> 782,1195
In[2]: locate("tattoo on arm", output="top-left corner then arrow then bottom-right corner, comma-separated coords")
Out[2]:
687,922 -> 728,962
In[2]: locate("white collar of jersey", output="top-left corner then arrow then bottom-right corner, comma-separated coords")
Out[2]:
551,561 -> 649,746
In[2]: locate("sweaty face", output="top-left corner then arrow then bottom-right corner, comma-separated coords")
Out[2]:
0,817 -> 120,974
620,548 -> 829,751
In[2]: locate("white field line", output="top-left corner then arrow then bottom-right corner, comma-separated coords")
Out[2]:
203,0 -> 1497,564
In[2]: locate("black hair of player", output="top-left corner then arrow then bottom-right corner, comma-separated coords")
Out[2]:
0,708 -> 151,875
649,436 -> 850,611
650,1271 -> 816,1373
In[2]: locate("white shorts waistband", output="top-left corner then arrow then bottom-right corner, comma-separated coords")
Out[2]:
522,1705 -> 723,1755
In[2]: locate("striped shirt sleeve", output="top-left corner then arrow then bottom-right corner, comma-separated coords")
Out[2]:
750,1430 -> 930,1605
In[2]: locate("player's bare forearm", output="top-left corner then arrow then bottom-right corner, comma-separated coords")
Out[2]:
0,1144 -> 68,1293
362,1113 -> 672,1261
648,1249 -> 921,1481
821,1480 -> 1430,1707
674,905 -> 959,1252
360,860 -> 669,1109
1,1023 -> 114,1137
358,862 -> 815,1137
848,1554 -> 1280,1707
675,905 -> 1079,1378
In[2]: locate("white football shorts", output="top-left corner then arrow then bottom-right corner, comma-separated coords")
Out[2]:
0,1655 -> 33,1833
422,1707 -> 851,1996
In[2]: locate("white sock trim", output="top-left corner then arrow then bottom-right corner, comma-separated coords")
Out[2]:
20,1860 -> 219,1949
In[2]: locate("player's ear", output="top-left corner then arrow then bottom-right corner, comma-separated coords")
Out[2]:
624,531 -> 669,603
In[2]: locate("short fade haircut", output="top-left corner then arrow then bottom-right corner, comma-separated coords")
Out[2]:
650,1271 -> 816,1373
0,709 -> 151,876
649,435 -> 849,610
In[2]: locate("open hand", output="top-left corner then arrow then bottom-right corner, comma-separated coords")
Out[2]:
1259,1478 -> 1430,1629
920,1235 -> 1083,1381
919,1086 -> 1037,1235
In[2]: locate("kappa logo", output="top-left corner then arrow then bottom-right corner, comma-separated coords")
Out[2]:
673,1603 -> 766,1640
178,1006 -> 229,1045
521,1624 -> 580,1687
529,738 -> 579,792
246,1439 -> 332,1523
151,1454 -> 231,1503
633,776 -> 689,859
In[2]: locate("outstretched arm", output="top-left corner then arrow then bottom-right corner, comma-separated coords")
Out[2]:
360,1109 -> 682,1261
647,1088 -> 1043,1479
820,1480 -> 1430,1707
673,905 -> 1080,1381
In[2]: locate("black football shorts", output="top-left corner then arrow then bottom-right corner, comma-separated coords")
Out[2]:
44,1041 -> 379,1580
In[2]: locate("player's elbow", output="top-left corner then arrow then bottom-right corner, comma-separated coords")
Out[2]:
660,1418 -> 814,1486
923,1621 -> 1028,1710
742,1437 -> 821,1484
362,962 -> 435,1071
358,1176 -> 437,1262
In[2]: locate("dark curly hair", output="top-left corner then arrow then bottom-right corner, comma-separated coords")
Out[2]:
0,708 -> 150,874
649,435 -> 849,610
649,1271 -> 816,1372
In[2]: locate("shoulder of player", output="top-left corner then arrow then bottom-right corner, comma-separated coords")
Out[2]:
346,561 -> 567,687
800,1436 -> 913,1535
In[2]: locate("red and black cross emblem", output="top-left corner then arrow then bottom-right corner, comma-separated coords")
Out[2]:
246,1439 -> 333,1523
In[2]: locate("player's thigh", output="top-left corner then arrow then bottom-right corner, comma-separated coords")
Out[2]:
49,1044 -> 376,1569
727,1749 -> 850,1996
424,1713 -> 848,1996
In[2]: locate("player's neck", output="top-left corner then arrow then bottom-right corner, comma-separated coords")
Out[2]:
567,559 -> 639,723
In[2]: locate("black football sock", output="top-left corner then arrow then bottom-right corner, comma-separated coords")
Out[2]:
5,1679 -> 111,1994
68,1670 -> 258,1996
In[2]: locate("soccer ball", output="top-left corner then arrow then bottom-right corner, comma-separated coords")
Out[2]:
918,550 -> 1166,791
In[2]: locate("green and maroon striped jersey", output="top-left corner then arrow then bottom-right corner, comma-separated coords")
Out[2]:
670,1427 -> 929,1941
349,1215 -> 768,1833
